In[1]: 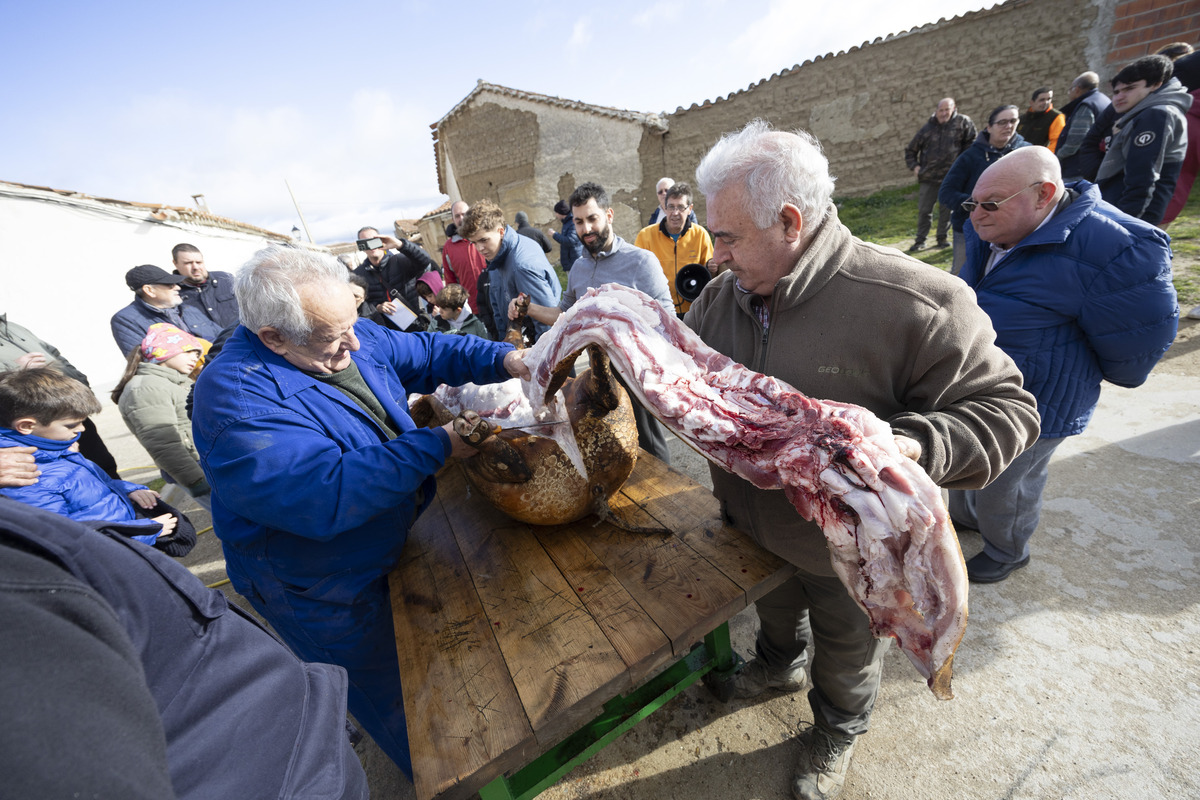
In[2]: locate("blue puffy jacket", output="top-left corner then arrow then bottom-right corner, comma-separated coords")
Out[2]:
960,181 -> 1178,437
0,429 -> 160,544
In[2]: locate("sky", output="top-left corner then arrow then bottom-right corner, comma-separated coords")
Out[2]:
0,0 -> 996,245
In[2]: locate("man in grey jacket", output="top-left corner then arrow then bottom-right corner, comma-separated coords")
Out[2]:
1097,54 -> 1192,224
686,120 -> 1039,800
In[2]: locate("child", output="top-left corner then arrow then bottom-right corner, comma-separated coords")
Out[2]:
415,271 -> 444,315
428,283 -> 488,338
112,324 -> 211,511
0,367 -> 183,549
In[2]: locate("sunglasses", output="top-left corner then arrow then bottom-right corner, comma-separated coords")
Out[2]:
961,182 -> 1040,214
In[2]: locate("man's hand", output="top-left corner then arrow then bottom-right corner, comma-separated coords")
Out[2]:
151,512 -> 178,537
378,300 -> 398,315
16,352 -> 49,369
504,349 -> 530,381
0,446 -> 39,488
378,234 -> 403,250
507,294 -> 527,321
894,435 -> 922,462
912,166 -> 921,178
128,489 -> 161,509
442,422 -> 480,459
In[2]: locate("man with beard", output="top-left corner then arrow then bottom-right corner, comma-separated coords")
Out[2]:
171,244 -> 239,329
508,181 -> 675,464
352,226 -> 439,330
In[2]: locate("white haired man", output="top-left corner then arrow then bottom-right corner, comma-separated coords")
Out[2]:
685,120 -> 1039,799
192,246 -> 528,778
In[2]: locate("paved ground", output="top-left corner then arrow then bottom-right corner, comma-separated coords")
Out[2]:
94,317 -> 1200,799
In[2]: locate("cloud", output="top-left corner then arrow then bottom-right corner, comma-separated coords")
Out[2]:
568,18 -> 591,50
50,87 -> 446,244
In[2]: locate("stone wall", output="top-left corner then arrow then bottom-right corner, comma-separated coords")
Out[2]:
435,0 -> 1195,229
437,87 -> 660,239
656,0 -> 1119,219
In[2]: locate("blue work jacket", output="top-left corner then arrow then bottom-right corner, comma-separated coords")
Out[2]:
191,321 -> 513,592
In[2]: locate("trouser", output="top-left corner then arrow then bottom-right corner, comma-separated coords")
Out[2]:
752,571 -> 889,737
948,435 -> 1066,563
632,400 -> 672,465
951,229 -> 967,275
228,555 -> 413,778
79,417 -> 120,480
614,372 -> 672,465
915,182 -> 950,245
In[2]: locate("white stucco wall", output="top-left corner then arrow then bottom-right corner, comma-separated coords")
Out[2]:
1,186 -> 280,389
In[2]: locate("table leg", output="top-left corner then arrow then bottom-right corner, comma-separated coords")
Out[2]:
478,621 -> 740,800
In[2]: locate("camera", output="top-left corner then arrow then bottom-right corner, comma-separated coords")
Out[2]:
356,237 -> 384,251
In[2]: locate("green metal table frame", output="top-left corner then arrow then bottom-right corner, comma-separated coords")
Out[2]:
478,622 -> 743,800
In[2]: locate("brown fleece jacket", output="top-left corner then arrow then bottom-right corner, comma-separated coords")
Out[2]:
684,204 -> 1039,576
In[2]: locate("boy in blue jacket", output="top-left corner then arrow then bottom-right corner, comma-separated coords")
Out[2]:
0,367 -> 174,545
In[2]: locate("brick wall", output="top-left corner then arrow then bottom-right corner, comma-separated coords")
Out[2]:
1109,0 -> 1200,66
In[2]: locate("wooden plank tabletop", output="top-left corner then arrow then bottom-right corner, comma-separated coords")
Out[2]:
389,453 -> 796,800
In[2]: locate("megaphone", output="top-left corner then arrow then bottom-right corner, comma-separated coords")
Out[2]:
676,263 -> 710,302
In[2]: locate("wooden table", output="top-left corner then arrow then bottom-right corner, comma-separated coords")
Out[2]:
389,453 -> 796,800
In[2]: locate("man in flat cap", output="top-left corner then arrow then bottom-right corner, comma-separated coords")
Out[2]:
110,265 -> 222,356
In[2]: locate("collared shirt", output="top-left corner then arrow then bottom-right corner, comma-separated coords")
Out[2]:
984,194 -> 1069,275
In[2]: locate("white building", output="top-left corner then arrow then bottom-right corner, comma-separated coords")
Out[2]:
1,179 -> 308,388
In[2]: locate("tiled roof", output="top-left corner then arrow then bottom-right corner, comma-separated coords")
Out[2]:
435,80 -> 668,129
0,178 -> 293,240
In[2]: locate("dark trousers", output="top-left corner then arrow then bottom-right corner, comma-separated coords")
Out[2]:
753,571 -> 889,737
79,418 -> 120,480
916,182 -> 951,245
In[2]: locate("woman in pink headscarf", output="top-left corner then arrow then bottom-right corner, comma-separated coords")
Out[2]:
112,324 -> 211,510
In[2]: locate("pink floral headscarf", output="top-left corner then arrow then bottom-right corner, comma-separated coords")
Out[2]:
140,323 -> 202,363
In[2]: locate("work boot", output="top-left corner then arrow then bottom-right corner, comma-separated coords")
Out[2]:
728,657 -> 807,699
792,724 -> 856,800
907,242 -> 925,253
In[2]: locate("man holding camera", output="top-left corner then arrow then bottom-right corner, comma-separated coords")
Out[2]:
352,226 -> 439,330
634,182 -> 713,317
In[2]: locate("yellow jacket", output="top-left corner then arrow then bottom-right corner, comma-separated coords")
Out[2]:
634,219 -> 713,314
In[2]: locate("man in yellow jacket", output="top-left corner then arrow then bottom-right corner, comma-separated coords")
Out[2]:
634,183 -> 713,316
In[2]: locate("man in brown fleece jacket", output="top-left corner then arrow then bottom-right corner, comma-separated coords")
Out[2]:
685,119 -> 1040,800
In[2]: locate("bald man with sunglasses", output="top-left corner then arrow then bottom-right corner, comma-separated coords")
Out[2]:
950,147 -> 1178,583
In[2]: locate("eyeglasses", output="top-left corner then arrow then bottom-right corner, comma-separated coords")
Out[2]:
990,117 -> 1019,127
961,183 -> 1040,214
665,204 -> 691,213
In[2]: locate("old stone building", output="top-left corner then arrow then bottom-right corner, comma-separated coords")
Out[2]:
432,81 -> 668,239
430,0 -> 1197,227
